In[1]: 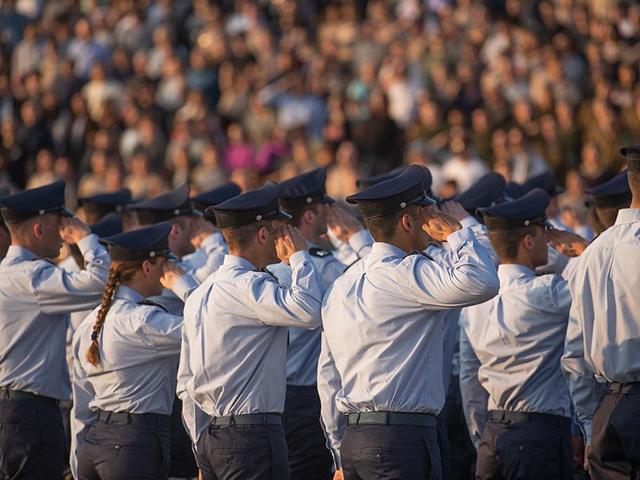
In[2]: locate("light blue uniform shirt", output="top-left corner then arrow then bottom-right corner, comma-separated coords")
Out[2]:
318,228 -> 500,468
460,265 -> 572,424
178,251 -> 325,446
0,234 -> 110,400
270,243 -> 348,387
70,285 -> 185,478
562,208 -> 640,444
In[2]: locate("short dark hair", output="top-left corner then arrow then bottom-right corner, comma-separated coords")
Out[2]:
596,206 -> 623,230
488,225 -> 537,261
285,203 -> 318,228
222,220 -> 275,251
629,170 -> 640,197
364,205 -> 419,242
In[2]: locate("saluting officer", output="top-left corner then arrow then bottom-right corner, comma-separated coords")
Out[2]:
271,168 -> 345,480
188,182 -> 242,282
71,222 -> 189,480
0,180 -> 110,479
562,146 -> 640,479
77,188 -> 136,228
318,165 -> 499,480
461,188 -> 574,480
178,181 -> 325,480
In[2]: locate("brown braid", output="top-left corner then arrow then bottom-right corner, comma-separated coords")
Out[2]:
85,259 -> 152,367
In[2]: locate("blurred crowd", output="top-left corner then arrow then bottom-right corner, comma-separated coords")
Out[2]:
0,0 -> 638,233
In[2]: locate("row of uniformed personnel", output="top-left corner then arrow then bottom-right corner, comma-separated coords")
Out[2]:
0,145 -> 638,480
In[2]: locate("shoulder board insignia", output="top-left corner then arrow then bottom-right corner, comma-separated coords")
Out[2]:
137,300 -> 168,312
406,250 -> 434,261
255,267 -> 279,283
309,247 -> 333,258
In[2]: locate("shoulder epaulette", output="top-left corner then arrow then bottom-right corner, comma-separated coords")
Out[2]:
137,299 -> 168,312
309,247 -> 333,258
405,250 -> 434,261
255,267 -> 279,283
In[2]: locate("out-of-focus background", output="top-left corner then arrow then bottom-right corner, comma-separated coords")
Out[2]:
0,0 -> 636,232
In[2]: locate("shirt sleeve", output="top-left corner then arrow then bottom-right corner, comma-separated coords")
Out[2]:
177,324 -> 209,459
170,274 -> 200,303
347,229 -> 374,258
561,297 -> 602,445
246,251 -> 325,328
31,234 -> 111,315
317,332 -> 348,470
140,309 -> 183,355
191,233 -> 227,283
458,323 -> 489,449
70,339 -> 98,480
407,228 -> 500,309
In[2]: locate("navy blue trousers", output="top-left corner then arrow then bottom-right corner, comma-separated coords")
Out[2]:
0,398 -> 65,480
170,396 -> 199,478
284,385 -> 334,480
197,423 -> 291,480
475,412 -> 572,480
589,387 -> 640,479
341,424 -> 442,480
77,412 -> 170,480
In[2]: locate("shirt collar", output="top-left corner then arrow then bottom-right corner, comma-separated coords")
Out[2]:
113,285 -> 146,303
223,254 -> 257,271
3,245 -> 40,263
370,242 -> 408,258
615,208 -> 640,225
497,263 -> 536,282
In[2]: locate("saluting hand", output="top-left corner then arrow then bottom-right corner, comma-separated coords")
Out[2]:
333,470 -> 344,480
327,204 -> 363,243
59,217 -> 91,245
420,206 -> 462,242
546,228 -> 589,257
439,200 -> 470,222
275,224 -> 308,265
160,260 -> 186,291
191,217 -> 217,250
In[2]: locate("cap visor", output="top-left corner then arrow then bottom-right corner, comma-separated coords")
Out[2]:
187,209 -> 204,217
271,211 -> 293,221
321,194 -> 336,204
162,252 -> 180,261
415,196 -> 436,207
60,207 -> 75,217
539,220 -> 554,229
428,192 -> 443,203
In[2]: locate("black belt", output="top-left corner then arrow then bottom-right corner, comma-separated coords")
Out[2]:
0,388 -> 57,404
488,410 -> 570,428
97,410 -> 170,426
348,411 -> 436,427
210,413 -> 282,427
608,382 -> 640,394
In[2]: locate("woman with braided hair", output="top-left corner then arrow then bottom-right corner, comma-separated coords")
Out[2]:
69,222 -> 194,480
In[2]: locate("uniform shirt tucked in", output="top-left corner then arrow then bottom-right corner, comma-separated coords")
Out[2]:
70,285 -> 185,478
562,208 -> 640,444
178,251 -> 325,447
0,234 -> 110,400
318,228 -> 499,468
460,265 -> 573,424
270,242 -> 348,387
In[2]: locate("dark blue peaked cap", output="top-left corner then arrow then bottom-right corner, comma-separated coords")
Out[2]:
192,182 -> 242,214
279,168 -> 335,209
78,188 -> 132,220
90,212 -> 123,238
479,188 -> 552,231
100,222 -> 177,262
454,172 -> 507,214
0,180 -> 73,225
209,181 -> 292,228
130,184 -> 201,225
586,170 -> 631,208
357,165 -> 440,200
504,181 -> 525,200
521,171 -> 564,197
346,164 -> 436,219
619,144 -> 640,173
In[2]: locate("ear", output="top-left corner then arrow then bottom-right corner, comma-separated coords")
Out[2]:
141,259 -> 153,277
302,209 -> 315,225
400,213 -> 413,232
256,225 -> 269,246
169,223 -> 181,237
522,233 -> 535,251
31,219 -> 44,240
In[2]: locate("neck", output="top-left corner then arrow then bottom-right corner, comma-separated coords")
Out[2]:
499,257 -> 536,271
228,246 -> 271,269
10,239 -> 43,258
299,225 -> 317,245
121,279 -> 156,298
630,196 -> 640,209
